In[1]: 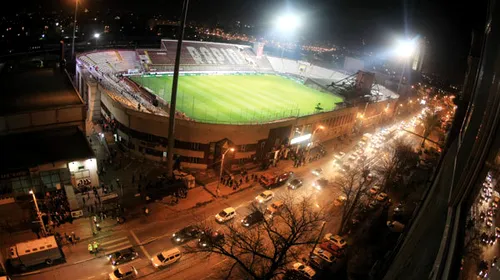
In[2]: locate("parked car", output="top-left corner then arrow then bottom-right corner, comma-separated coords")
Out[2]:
496,227 -> 500,239
481,232 -> 490,244
313,248 -> 336,263
334,152 -> 346,160
387,221 -> 405,233
151,248 -> 182,268
241,211 -> 265,227
369,186 -> 381,195
108,248 -> 139,266
319,241 -> 345,257
323,233 -> 347,249
333,195 -> 347,206
215,207 -> 236,223
172,225 -> 202,244
288,179 -> 303,190
255,191 -> 274,203
376,192 -> 388,202
292,262 -> 316,279
108,266 -> 137,280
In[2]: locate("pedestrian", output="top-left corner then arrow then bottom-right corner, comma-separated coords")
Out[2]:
239,178 -> 243,186
87,191 -> 91,199
95,200 -> 99,209
88,243 -> 94,254
92,241 -> 99,255
82,196 -> 86,206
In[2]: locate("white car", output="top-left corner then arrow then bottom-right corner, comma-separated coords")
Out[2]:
108,266 -> 137,280
313,247 -> 336,263
215,207 -> 236,223
334,152 -> 346,160
323,233 -> 347,249
292,262 -> 316,279
255,190 -> 274,203
312,168 -> 323,176
151,248 -> 182,268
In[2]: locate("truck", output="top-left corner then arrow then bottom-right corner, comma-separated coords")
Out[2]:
259,171 -> 293,189
8,236 -> 63,270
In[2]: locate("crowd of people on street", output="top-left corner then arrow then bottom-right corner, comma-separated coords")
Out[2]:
43,190 -> 74,231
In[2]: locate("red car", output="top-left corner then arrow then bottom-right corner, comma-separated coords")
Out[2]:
319,241 -> 345,257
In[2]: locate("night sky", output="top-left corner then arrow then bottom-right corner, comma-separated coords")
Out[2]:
6,0 -> 490,83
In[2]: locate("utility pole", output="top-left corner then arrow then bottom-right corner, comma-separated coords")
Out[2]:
166,0 -> 190,178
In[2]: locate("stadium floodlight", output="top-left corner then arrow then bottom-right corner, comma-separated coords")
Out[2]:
394,38 -> 416,58
275,13 -> 301,32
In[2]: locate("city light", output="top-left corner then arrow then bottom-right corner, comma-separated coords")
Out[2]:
94,33 -> 100,38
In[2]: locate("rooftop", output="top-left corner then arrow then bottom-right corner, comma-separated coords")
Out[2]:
0,126 -> 94,173
0,68 -> 82,116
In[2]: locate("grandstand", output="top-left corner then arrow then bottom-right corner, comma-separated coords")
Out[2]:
137,40 -> 273,73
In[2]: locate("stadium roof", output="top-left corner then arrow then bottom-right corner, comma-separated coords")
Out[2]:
0,68 -> 82,116
0,126 -> 94,173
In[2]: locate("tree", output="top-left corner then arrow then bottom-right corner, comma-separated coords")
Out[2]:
337,159 -> 371,234
376,140 -> 419,192
186,195 -> 325,280
421,113 -> 441,148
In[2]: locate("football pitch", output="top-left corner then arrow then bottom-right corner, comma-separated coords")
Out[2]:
131,74 -> 343,124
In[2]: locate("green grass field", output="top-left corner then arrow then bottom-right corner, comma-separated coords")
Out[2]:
131,74 -> 343,124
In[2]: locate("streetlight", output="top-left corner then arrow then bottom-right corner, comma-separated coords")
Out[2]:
29,190 -> 47,236
71,0 -> 78,59
393,38 -> 417,94
216,147 -> 235,197
94,33 -> 100,48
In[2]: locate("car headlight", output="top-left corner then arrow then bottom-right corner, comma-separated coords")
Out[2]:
154,263 -> 159,267
172,233 -> 176,237
202,243 -> 207,247
176,238 -> 181,241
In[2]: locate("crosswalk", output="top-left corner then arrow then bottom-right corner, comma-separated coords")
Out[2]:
98,235 -> 134,254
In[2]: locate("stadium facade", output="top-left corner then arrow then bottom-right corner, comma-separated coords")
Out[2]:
75,40 -> 398,170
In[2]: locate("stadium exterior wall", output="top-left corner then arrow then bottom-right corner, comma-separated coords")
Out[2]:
97,84 -> 359,170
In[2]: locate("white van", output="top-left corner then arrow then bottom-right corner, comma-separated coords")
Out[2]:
151,248 -> 182,268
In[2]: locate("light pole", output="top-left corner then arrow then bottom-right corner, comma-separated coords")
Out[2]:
29,190 -> 47,236
216,147 -> 234,197
275,13 -> 301,66
71,0 -> 78,59
166,0 -> 190,179
393,38 -> 417,95
94,33 -> 100,48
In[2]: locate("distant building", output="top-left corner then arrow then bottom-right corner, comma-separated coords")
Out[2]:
0,67 -> 96,198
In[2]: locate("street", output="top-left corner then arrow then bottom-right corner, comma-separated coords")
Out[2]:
12,113 -> 426,280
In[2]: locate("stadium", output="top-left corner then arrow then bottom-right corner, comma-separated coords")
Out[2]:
75,40 -> 398,170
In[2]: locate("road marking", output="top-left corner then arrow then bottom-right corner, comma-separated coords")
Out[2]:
100,236 -> 128,246
73,257 -> 96,264
130,229 -> 152,259
87,276 -> 95,279
103,241 -> 131,250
